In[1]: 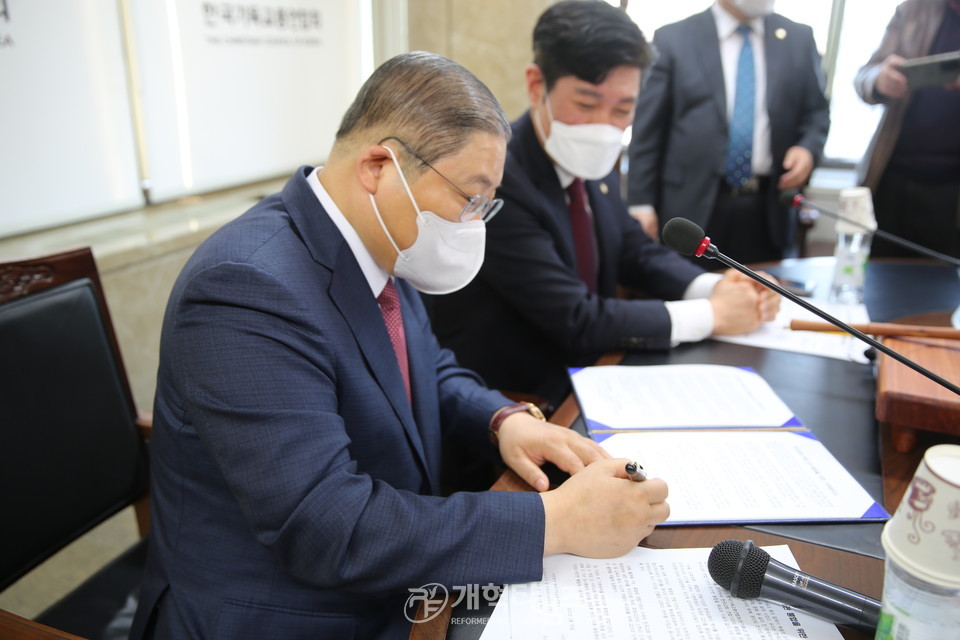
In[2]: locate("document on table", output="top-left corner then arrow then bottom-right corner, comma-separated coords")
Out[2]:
569,364 -> 802,431
599,430 -> 888,524
480,545 -> 844,640
713,299 -> 871,363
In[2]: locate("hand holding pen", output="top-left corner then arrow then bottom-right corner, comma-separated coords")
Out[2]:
540,458 -> 669,558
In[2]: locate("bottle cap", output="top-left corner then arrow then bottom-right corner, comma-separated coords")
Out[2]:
836,187 -> 877,235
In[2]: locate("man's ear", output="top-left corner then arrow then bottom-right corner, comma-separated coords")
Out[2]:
525,63 -> 545,110
357,144 -> 391,194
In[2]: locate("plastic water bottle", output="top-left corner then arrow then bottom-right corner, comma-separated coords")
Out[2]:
875,557 -> 960,640
829,187 -> 876,305
829,230 -> 872,304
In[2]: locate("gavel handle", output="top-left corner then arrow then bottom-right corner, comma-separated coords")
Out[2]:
789,319 -> 960,341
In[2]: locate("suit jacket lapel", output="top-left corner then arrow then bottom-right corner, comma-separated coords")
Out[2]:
694,9 -> 728,126
327,255 -> 431,481
396,281 -> 442,494
278,168 -> 433,484
584,180 -> 617,297
764,16 -> 786,136
521,115 -> 581,270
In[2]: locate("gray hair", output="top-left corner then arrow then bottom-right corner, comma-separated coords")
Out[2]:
335,51 -> 510,172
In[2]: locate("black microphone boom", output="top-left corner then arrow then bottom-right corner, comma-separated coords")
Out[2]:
708,539 -> 881,633
781,190 -> 960,267
661,217 -> 960,397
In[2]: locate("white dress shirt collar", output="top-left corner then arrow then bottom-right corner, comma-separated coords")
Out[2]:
554,163 -> 577,190
305,166 -> 390,298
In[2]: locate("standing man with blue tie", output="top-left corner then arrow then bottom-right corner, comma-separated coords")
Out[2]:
627,0 -> 831,264
130,51 -> 670,640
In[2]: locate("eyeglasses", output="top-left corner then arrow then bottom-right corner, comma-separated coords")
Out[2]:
379,137 -> 504,223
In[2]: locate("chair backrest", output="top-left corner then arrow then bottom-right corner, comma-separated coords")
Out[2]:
0,248 -> 148,591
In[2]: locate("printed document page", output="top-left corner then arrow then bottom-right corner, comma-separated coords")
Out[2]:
600,430 -> 884,524
713,299 -> 871,363
570,364 -> 799,430
481,546 -> 843,640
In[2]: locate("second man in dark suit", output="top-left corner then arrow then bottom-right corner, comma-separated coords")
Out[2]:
627,0 -> 830,263
427,0 -> 779,409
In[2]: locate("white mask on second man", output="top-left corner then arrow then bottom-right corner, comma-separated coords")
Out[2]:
535,94 -> 625,181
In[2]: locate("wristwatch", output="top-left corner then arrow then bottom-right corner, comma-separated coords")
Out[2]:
489,401 -> 546,445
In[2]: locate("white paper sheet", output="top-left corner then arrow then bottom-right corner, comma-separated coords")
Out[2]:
570,364 -> 799,430
481,546 -> 844,640
600,430 -> 884,524
713,300 -> 871,363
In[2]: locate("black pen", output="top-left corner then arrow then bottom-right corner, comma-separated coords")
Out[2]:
625,461 -> 647,482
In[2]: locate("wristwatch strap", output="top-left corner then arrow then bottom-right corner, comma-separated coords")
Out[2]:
489,401 -> 546,445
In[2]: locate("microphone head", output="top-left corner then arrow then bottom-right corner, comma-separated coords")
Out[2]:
662,217 -> 707,256
708,539 -> 772,599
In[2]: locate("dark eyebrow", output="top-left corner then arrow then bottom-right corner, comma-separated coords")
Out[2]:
573,87 -> 604,100
573,86 -> 636,107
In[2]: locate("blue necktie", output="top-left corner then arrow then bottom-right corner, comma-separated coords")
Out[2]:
726,24 -> 755,188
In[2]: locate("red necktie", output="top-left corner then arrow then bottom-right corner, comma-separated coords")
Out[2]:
566,178 -> 597,293
378,280 -> 411,402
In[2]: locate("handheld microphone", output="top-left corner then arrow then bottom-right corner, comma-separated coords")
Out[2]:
708,539 -> 881,633
781,189 -> 960,268
661,217 -> 960,396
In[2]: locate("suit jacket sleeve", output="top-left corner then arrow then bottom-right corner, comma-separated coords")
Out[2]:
855,17 -> 898,104
168,260 -> 545,593
792,23 -> 831,165
627,26 -> 674,208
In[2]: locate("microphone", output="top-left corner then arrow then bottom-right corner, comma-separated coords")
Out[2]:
661,217 -> 960,396
781,189 -> 960,267
708,539 -> 881,633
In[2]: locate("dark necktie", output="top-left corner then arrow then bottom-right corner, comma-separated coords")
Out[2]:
566,178 -> 597,293
378,280 -> 410,402
726,24 -> 755,188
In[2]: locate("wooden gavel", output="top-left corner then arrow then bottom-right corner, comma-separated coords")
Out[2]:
789,319 -> 960,341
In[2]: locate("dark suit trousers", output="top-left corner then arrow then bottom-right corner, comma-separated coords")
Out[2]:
872,169 -> 960,259
698,178 -> 783,269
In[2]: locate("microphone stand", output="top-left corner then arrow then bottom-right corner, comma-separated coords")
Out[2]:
790,193 -> 960,268
698,243 -> 960,397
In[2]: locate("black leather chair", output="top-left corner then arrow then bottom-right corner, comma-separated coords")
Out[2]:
0,247 -> 151,640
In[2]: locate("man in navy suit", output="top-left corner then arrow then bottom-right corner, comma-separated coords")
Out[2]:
129,51 -> 670,640
627,0 -> 831,263
427,1 -> 779,409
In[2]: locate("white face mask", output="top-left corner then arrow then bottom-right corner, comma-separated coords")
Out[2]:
369,145 -> 486,295
732,0 -> 775,18
534,94 -> 625,181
